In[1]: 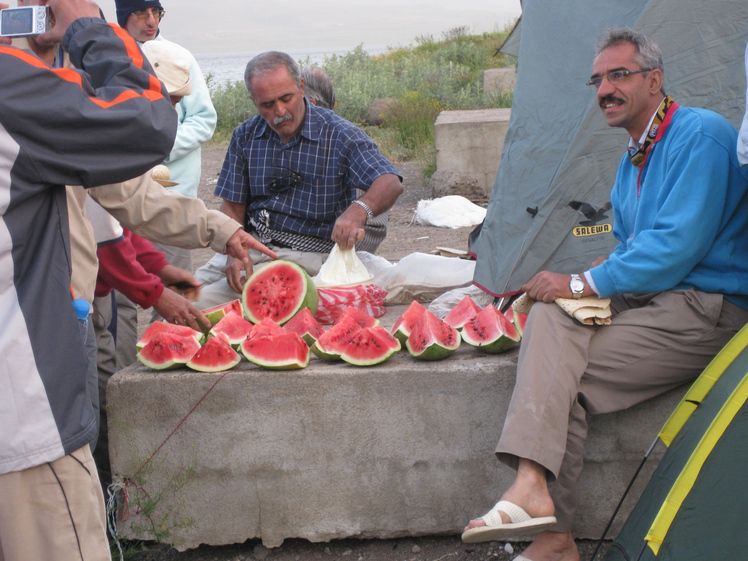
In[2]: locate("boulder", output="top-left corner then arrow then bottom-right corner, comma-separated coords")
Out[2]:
366,97 -> 399,126
429,168 -> 484,200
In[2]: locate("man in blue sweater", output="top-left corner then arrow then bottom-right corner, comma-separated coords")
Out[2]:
462,28 -> 748,561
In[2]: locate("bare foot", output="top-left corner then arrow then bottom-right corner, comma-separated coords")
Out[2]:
518,531 -> 579,561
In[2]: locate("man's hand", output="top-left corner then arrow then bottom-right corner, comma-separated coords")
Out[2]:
225,255 -> 251,294
523,271 -> 577,302
331,204 -> 367,250
158,264 -> 202,301
36,0 -> 102,47
225,228 -> 278,263
153,288 -> 208,331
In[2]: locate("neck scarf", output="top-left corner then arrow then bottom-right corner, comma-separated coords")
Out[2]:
628,96 -> 677,168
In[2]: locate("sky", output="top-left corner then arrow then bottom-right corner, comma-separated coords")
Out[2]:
100,0 -> 522,55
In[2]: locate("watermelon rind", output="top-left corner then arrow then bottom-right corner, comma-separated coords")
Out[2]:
283,307 -> 325,346
312,316 -> 364,361
242,260 -> 319,325
209,311 -> 254,349
391,300 -> 427,344
340,326 -> 401,366
241,332 -> 310,370
136,321 -> 204,350
137,332 -> 201,370
504,306 -> 527,338
187,337 -> 241,373
406,310 -> 461,361
443,295 -> 482,331
462,305 -> 521,354
196,299 -> 243,333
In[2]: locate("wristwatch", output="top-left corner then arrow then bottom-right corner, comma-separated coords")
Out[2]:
569,274 -> 585,299
352,199 -> 374,223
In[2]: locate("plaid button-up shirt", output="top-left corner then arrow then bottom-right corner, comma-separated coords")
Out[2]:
214,100 -> 399,244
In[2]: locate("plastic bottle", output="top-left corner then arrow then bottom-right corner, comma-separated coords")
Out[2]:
73,298 -> 90,345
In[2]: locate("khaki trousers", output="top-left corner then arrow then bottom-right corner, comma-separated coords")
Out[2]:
497,289 -> 748,532
0,446 -> 110,561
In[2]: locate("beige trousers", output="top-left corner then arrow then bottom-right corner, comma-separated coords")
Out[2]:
0,446 -> 110,561
497,289 -> 748,532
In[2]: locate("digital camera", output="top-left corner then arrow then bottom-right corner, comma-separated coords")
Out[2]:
0,6 -> 51,37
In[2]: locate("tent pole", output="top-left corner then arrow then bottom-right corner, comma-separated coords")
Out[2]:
588,437 -> 659,561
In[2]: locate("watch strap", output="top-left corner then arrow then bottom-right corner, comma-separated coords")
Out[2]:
352,199 -> 374,222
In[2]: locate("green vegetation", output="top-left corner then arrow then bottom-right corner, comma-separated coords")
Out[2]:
208,24 -> 516,173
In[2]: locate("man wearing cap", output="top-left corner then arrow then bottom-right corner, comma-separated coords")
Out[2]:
192,51 -> 403,309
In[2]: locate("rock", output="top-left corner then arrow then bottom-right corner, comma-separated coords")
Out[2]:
504,542 -> 514,555
253,544 -> 269,560
367,97 -> 399,126
411,545 -> 422,554
342,550 -> 353,556
429,168 -> 484,200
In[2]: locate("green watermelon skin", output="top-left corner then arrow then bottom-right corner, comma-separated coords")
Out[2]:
311,316 -> 364,361
340,326 -> 401,366
186,337 -> 241,373
242,260 -> 319,325
241,332 -> 310,370
406,310 -> 461,361
137,332 -> 201,370
462,305 -> 520,353
197,299 -> 243,333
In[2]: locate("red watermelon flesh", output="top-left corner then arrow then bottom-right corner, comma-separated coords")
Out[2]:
406,309 -> 461,360
504,306 -> 528,338
242,260 -> 318,325
311,316 -> 364,361
198,299 -> 243,332
462,305 -> 520,353
137,332 -> 201,370
340,326 -> 401,366
241,332 -> 310,370
247,317 -> 286,341
390,300 -> 428,344
333,306 -> 379,329
186,337 -> 241,373
209,311 -> 254,348
136,321 -> 203,349
443,295 -> 483,331
283,307 -> 325,346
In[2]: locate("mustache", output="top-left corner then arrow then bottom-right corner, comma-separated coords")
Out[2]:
599,95 -> 624,108
273,113 -> 293,125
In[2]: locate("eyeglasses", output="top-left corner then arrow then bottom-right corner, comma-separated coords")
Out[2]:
586,68 -> 652,88
267,167 -> 303,194
131,8 -> 165,21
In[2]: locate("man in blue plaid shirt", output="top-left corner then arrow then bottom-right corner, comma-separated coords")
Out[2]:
194,51 -> 403,308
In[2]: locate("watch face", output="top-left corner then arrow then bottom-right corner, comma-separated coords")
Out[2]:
570,277 -> 584,292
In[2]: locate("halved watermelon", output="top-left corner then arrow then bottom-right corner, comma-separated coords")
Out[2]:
504,306 -> 528,338
406,310 -> 461,360
390,301 -> 427,344
242,260 -> 318,325
241,332 -> 310,370
209,311 -> 254,348
187,336 -> 241,373
311,316 -> 364,361
137,332 -> 201,370
283,307 -> 325,346
443,295 -> 483,331
462,305 -> 521,353
333,307 -> 379,329
136,321 -> 203,350
197,298 -> 243,332
340,326 -> 401,366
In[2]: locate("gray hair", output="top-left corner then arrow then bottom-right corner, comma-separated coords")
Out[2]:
244,51 -> 302,100
595,27 -> 664,74
301,67 -> 336,110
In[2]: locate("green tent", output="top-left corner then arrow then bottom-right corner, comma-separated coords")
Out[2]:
470,0 -> 748,297
603,324 -> 748,560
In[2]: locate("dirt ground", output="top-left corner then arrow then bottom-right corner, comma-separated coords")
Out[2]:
130,144 -> 610,561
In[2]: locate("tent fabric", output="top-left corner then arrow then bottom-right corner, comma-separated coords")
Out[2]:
603,324 -> 748,560
470,0 -> 748,297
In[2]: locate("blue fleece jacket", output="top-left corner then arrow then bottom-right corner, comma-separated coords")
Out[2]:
589,107 -> 748,310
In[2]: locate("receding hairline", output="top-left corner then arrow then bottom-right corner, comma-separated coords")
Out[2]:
244,51 -> 302,99
593,27 -> 664,74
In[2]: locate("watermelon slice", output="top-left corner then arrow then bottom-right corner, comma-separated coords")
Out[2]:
462,305 -> 521,353
247,317 -> 286,341
209,311 -> 254,348
283,307 -> 325,346
197,299 -> 243,332
390,300 -> 428,344
241,332 -> 310,370
443,295 -> 483,331
311,316 -> 364,361
406,309 -> 461,360
242,260 -> 319,325
137,332 -> 201,370
504,306 -> 528,338
333,307 -> 379,329
136,321 -> 203,350
340,325 -> 401,366
186,337 -> 241,373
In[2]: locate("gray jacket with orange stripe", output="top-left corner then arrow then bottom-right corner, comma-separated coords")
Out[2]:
0,17 -> 177,475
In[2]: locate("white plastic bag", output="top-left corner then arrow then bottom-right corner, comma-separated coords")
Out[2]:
313,244 -> 373,288
428,285 -> 496,319
415,195 -> 487,229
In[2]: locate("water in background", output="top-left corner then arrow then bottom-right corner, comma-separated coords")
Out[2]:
196,46 -> 388,88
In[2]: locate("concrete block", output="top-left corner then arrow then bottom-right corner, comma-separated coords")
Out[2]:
108,306 -> 684,551
434,109 -> 511,197
483,67 -> 517,94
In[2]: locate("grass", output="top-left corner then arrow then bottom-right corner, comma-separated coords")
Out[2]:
207,24 -> 516,175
